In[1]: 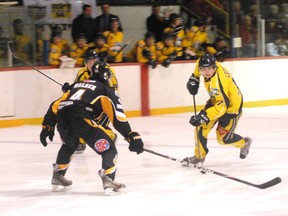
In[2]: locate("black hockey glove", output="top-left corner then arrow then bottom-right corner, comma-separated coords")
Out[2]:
162,58 -> 172,68
186,75 -> 200,95
189,110 -> 210,127
148,60 -> 157,69
126,131 -> 144,154
40,125 -> 55,147
62,82 -> 71,93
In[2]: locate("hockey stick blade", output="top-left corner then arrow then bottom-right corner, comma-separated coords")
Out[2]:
144,148 -> 282,189
7,41 -> 63,86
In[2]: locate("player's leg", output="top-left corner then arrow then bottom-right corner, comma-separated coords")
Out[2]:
80,122 -> 126,195
216,113 -> 252,159
182,120 -> 217,167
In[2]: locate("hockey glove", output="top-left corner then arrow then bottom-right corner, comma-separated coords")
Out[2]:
62,82 -> 71,93
186,75 -> 200,95
162,58 -> 172,68
126,131 -> 144,154
148,60 -> 157,69
189,110 -> 210,127
40,125 -> 55,147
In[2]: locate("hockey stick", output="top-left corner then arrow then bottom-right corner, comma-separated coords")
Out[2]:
8,41 -> 63,86
143,148 -> 282,189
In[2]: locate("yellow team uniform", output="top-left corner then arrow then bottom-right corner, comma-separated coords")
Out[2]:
103,31 -> 124,63
155,41 -> 176,64
49,39 -> 69,66
185,26 -> 209,58
13,34 -> 31,62
163,27 -> 185,57
126,39 -> 156,63
69,43 -> 89,66
193,59 -> 246,158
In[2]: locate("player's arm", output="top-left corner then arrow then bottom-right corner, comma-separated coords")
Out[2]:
40,92 -> 70,146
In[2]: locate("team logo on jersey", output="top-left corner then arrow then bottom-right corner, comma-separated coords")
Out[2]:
94,139 -> 110,152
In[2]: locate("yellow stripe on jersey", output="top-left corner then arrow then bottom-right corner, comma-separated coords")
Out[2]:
51,92 -> 70,115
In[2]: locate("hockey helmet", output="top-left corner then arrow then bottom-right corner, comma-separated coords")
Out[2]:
162,32 -> 174,40
199,53 -> 217,68
84,49 -> 99,63
145,32 -> 155,40
95,33 -> 106,41
91,61 -> 112,84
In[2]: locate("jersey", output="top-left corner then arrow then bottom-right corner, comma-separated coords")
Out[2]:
13,34 -> 31,62
44,80 -> 132,139
126,39 -> 156,63
103,31 -> 124,63
185,27 -> 209,58
193,60 -> 243,121
49,39 -> 69,66
155,41 -> 176,63
69,43 -> 89,66
163,27 -> 185,57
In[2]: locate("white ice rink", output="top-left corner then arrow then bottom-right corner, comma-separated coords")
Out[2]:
0,105 -> 287,216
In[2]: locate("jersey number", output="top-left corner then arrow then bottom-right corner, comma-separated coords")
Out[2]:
69,89 -> 86,100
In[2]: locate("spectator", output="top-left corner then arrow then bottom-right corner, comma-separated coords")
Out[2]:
12,19 -> 31,64
35,24 -> 44,65
126,32 -> 157,69
94,4 -> 122,34
0,25 -> 9,67
249,4 -> 260,28
239,15 -> 257,57
163,13 -> 185,60
279,3 -> 288,34
231,1 -> 243,37
103,19 -> 124,63
265,20 -> 284,43
156,32 -> 177,68
48,25 -> 69,66
72,4 -> 95,43
146,4 -> 167,42
187,0 -> 213,21
69,33 -> 89,67
265,34 -> 286,56
88,33 -> 110,62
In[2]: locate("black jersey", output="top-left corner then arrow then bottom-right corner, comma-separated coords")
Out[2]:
43,79 -> 131,138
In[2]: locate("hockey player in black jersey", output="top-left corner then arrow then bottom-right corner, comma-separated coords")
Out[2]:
40,61 -> 144,195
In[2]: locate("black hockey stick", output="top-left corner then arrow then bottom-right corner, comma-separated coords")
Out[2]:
143,148 -> 282,189
8,41 -> 63,86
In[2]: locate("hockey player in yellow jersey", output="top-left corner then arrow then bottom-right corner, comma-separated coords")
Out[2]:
156,33 -> 177,67
71,49 -> 118,153
88,33 -> 110,62
126,32 -> 157,68
182,53 -> 252,167
48,28 -> 69,66
69,33 -> 89,67
184,19 -> 210,59
163,13 -> 185,59
103,19 -> 124,63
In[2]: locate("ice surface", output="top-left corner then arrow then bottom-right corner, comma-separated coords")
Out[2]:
0,106 -> 287,216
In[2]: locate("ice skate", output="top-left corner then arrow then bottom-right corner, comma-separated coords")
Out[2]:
98,169 -> 127,195
240,137 -> 252,159
75,143 -> 86,154
51,164 -> 72,192
181,156 -> 205,167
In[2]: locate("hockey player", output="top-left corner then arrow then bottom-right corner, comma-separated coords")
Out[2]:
40,61 -> 144,195
69,33 -> 89,67
88,33 -> 110,62
182,53 -> 252,167
156,32 -> 177,67
70,49 -> 118,154
125,32 -> 157,69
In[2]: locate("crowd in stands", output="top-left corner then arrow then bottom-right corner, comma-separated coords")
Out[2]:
6,1 -> 288,68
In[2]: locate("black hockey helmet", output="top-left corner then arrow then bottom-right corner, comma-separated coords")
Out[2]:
95,33 -> 106,41
199,53 -> 217,68
84,49 -> 99,63
91,61 -> 112,84
162,32 -> 174,40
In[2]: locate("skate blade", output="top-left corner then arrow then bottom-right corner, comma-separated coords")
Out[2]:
51,185 -> 72,192
105,187 -> 127,196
